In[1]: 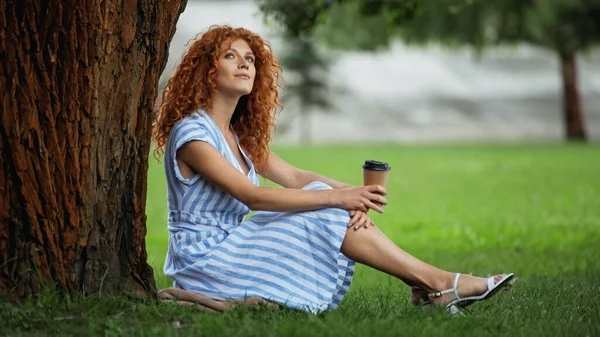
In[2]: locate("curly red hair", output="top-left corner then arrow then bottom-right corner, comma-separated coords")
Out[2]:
152,25 -> 282,173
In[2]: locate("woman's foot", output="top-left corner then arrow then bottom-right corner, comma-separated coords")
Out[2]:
428,273 -> 509,308
158,288 -> 280,311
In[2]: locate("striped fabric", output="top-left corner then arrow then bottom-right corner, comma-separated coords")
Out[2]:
163,110 -> 355,313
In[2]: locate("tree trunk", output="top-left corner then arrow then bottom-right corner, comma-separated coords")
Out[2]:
559,52 -> 587,141
0,0 -> 186,302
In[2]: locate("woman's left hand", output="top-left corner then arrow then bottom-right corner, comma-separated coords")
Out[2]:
348,210 -> 375,230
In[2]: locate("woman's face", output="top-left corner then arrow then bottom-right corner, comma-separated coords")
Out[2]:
215,38 -> 256,97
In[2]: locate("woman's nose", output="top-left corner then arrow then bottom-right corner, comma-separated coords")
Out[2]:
239,59 -> 249,69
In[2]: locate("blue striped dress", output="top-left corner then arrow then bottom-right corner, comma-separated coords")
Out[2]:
163,110 -> 355,313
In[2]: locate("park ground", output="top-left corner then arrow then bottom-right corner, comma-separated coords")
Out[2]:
2,143 -> 600,336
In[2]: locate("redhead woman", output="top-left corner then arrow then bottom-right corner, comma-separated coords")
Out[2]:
152,25 -> 514,315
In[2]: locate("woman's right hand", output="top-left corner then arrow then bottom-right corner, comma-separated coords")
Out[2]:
335,185 -> 388,213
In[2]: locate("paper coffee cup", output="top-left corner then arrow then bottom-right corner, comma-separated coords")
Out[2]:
362,160 -> 391,209
362,160 -> 391,187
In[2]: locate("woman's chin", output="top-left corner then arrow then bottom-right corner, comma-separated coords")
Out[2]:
224,87 -> 253,97
238,87 -> 253,96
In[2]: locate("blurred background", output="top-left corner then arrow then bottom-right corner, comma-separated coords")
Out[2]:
159,0 -> 600,145
146,1 -> 600,305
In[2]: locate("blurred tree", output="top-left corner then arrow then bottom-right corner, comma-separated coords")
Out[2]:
397,0 -> 600,141
279,35 -> 334,144
257,0 -> 418,39
0,1 -> 186,302
257,0 -> 337,38
260,0 -> 600,141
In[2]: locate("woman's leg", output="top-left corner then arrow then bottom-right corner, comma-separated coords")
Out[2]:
340,226 -> 504,306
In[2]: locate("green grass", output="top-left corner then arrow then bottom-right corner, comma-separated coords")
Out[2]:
3,143 -> 600,336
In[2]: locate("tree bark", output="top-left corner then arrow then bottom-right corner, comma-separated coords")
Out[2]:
0,0 -> 186,302
559,52 -> 587,141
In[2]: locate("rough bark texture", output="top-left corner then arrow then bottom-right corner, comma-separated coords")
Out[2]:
0,0 -> 186,302
559,52 -> 587,141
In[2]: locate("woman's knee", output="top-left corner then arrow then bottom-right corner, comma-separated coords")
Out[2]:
302,181 -> 332,191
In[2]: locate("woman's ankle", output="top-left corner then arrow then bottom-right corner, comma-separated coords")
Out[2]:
416,271 -> 455,294
429,271 -> 456,293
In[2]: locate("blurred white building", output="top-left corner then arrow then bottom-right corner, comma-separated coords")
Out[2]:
163,1 -> 600,143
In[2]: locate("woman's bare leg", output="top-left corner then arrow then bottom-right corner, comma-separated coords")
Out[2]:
340,226 -> 505,306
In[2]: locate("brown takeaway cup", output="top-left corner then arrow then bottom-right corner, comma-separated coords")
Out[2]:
362,160 -> 391,209
363,160 -> 391,187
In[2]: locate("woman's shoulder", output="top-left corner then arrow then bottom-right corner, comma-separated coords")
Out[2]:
171,110 -> 218,148
172,111 -> 214,135
174,110 -> 209,128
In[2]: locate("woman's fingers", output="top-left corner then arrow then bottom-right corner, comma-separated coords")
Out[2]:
366,185 -> 387,196
348,210 -> 377,231
348,211 -> 360,228
364,200 -> 384,214
369,192 -> 387,205
354,212 -> 368,230
347,210 -> 356,227
350,211 -> 364,228
362,190 -> 387,206
361,215 -> 369,229
349,211 -> 371,230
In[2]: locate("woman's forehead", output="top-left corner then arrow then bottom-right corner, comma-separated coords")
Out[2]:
220,38 -> 253,53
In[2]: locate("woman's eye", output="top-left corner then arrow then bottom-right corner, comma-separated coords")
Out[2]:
224,54 -> 234,59
245,57 -> 254,63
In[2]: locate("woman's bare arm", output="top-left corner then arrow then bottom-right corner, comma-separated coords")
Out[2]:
260,151 -> 379,230
260,151 -> 354,189
176,141 -> 386,213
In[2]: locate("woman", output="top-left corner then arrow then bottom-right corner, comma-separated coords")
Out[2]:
152,25 -> 513,314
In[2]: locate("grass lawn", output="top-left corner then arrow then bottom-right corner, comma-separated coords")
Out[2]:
3,143 -> 600,336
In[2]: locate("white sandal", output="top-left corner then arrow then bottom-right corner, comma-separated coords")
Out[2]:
428,273 -> 515,314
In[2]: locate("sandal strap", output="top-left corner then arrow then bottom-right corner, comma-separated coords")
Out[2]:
452,273 -> 462,301
430,289 -> 453,298
429,273 -> 462,299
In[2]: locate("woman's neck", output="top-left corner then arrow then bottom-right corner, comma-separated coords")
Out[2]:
206,92 -> 240,136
